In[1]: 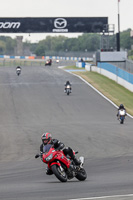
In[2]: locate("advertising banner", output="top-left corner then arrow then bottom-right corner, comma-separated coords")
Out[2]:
0,17 -> 108,33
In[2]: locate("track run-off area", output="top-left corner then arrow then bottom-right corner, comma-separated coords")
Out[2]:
0,61 -> 133,200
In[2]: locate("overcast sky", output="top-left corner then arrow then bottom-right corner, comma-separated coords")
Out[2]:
0,0 -> 132,42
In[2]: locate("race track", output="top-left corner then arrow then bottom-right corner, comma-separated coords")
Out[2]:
0,62 -> 133,200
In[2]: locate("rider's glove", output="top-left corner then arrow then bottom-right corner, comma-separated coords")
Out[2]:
35,154 -> 39,158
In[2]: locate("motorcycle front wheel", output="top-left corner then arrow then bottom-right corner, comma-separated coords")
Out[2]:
67,90 -> 69,95
17,72 -> 20,76
51,165 -> 67,182
76,168 -> 87,181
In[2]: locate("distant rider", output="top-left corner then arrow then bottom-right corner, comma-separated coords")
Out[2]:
16,66 -> 21,70
39,132 -> 81,175
117,104 -> 127,118
49,59 -> 52,65
16,66 -> 21,75
64,81 -> 71,93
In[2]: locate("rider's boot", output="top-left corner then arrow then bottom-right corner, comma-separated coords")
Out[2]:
46,167 -> 53,175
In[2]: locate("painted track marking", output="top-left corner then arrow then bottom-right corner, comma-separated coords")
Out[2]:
68,193 -> 133,200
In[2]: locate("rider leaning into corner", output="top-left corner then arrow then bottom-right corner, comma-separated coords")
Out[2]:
39,132 -> 81,175
117,104 -> 127,118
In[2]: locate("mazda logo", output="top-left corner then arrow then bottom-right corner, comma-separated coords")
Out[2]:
54,18 -> 67,29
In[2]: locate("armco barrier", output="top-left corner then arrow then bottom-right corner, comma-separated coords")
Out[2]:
85,62 -> 133,92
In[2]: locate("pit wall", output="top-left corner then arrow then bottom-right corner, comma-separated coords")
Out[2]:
85,62 -> 133,92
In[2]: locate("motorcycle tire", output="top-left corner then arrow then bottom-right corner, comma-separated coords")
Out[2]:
120,117 -> 124,124
67,90 -> 69,95
75,168 -> 87,181
51,165 -> 67,182
120,120 -> 124,124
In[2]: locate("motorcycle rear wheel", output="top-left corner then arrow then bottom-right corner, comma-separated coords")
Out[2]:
120,118 -> 124,124
76,168 -> 87,181
51,165 -> 67,182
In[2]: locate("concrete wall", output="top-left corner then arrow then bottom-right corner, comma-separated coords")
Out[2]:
76,62 -> 86,68
85,62 -> 133,92
100,51 -> 127,62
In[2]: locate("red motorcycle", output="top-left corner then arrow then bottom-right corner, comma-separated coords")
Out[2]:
35,147 -> 87,182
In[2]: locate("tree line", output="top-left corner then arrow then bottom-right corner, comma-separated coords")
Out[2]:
0,29 -> 133,56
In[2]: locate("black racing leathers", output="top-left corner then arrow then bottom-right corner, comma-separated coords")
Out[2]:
40,139 -> 75,160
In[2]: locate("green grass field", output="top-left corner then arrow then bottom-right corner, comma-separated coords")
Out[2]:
65,66 -> 133,116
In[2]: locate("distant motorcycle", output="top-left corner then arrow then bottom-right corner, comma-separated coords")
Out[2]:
118,109 -> 126,124
35,147 -> 87,182
56,59 -> 59,63
65,85 -> 71,95
45,59 -> 52,66
16,67 -> 21,76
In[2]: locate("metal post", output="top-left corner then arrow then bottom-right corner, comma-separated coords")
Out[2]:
117,0 -> 120,51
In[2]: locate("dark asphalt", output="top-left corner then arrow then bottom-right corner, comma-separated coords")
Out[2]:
0,63 -> 133,200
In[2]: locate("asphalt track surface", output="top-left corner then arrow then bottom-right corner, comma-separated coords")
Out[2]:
0,62 -> 133,200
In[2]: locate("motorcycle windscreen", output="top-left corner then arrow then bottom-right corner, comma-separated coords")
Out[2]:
43,144 -> 53,153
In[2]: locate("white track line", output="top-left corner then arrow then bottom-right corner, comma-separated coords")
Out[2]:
68,193 -> 133,200
66,70 -> 133,119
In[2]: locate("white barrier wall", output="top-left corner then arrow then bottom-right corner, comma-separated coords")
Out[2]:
84,63 -> 91,71
76,62 -> 82,68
